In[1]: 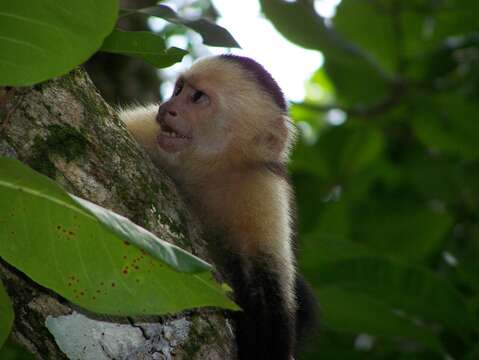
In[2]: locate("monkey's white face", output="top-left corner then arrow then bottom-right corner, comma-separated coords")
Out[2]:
156,77 -> 228,156
154,57 -> 294,168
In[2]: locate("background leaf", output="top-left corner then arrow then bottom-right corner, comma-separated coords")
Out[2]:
0,0 -> 118,86
100,30 -> 188,68
319,286 -> 442,351
129,5 -> 240,48
412,94 -> 479,160
316,256 -> 472,332
259,0 -> 391,105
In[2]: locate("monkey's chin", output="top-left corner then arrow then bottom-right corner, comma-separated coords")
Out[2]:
157,133 -> 190,153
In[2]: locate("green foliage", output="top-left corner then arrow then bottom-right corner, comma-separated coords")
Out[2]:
260,0 -> 392,106
261,0 -> 479,358
0,281 -> 13,349
0,339 -> 34,360
412,94 -> 479,160
101,30 -> 188,68
0,0 -> 118,86
123,5 -> 240,48
318,256 -> 471,332
0,157 -> 237,315
2,0 -> 479,357
318,285 -> 443,351
0,0 -> 239,87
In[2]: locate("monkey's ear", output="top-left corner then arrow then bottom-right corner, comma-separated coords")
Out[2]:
260,115 -> 296,161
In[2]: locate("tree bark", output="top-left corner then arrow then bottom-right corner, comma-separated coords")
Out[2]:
0,69 -> 236,359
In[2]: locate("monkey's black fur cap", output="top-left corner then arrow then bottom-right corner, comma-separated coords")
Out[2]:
220,54 -> 288,112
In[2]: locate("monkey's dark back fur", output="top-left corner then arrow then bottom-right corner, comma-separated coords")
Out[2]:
210,234 -> 318,360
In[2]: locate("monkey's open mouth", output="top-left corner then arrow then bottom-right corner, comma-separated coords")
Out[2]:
160,123 -> 189,139
157,119 -> 192,153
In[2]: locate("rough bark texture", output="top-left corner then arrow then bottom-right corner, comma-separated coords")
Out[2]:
0,69 -> 236,359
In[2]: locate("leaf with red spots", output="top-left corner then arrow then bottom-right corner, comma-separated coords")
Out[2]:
0,157 -> 238,315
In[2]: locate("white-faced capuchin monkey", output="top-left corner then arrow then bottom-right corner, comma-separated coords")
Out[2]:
120,55 -> 317,360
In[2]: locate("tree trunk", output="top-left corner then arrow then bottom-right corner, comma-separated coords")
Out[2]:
0,69 -> 236,359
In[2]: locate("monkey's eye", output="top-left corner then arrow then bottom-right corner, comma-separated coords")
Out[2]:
192,90 -> 207,104
173,82 -> 183,96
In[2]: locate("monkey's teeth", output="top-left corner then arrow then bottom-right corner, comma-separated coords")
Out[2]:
162,130 -> 188,139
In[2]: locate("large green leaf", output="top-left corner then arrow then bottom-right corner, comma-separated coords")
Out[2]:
0,0 -> 118,86
294,123 -> 385,179
333,0 -> 479,90
323,59 -> 389,105
315,255 -> 472,332
260,0 -> 331,52
403,151 -> 459,205
427,0 -> 479,46
0,281 -> 13,349
465,345 -> 479,360
333,0 -> 396,71
125,5 -> 240,48
333,1 -> 463,72
0,157 -> 237,315
100,30 -> 188,68
304,68 -> 336,105
412,94 -> 479,160
351,190 -> 453,261
302,214 -> 451,352
319,286 -> 443,351
301,236 -> 472,338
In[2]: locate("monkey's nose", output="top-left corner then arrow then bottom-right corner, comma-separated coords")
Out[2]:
168,110 -> 178,117
157,103 -> 167,117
